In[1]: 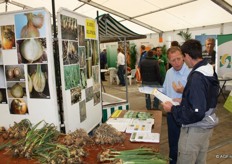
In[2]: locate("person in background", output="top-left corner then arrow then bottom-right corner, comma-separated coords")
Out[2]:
138,45 -> 147,68
202,38 -> 216,66
152,47 -> 158,59
162,39 -> 219,164
140,50 -> 162,110
169,41 -> 180,69
100,49 -> 107,81
156,46 -> 168,84
117,47 -> 125,86
162,46 -> 191,164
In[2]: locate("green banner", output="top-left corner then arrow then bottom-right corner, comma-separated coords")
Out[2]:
217,34 -> 232,77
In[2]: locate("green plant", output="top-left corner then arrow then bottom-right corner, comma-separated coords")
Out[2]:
177,29 -> 192,41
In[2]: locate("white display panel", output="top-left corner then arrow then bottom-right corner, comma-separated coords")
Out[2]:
0,8 -> 60,129
57,8 -> 102,133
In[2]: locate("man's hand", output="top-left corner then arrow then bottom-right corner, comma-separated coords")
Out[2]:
173,98 -> 182,103
172,81 -> 184,93
161,101 -> 173,112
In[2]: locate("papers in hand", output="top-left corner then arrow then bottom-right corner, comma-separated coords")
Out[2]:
139,86 -> 180,105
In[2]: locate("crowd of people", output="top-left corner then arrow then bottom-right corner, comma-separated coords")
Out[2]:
138,39 -> 219,164
100,38 -> 218,164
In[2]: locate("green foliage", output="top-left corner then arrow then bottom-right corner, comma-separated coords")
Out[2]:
177,29 -> 192,41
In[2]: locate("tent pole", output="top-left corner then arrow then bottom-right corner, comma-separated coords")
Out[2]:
124,37 -> 128,103
51,0 -> 65,133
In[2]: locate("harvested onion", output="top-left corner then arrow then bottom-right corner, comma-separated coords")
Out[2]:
33,65 -> 46,93
13,67 -> 21,78
20,39 -> 43,63
10,83 -> 24,98
7,68 -> 14,79
32,13 -> 44,28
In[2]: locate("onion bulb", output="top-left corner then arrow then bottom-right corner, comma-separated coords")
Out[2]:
20,13 -> 40,38
13,67 -> 21,78
28,74 -> 33,93
10,83 -> 24,98
11,99 -> 27,114
33,65 -> 46,93
7,68 -> 14,79
20,39 -> 43,63
32,13 -> 44,28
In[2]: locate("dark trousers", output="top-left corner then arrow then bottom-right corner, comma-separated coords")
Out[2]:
117,65 -> 125,85
167,113 -> 181,164
145,94 -> 159,110
100,64 -> 106,80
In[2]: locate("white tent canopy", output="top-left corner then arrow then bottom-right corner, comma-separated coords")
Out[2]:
0,0 -> 232,35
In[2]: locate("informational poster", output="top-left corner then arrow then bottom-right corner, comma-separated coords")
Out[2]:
217,34 -> 232,77
0,8 -> 60,128
57,8 -> 102,133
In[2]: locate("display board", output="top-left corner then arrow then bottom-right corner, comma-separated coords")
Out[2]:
0,8 -> 60,128
57,8 -> 102,133
217,34 -> 232,78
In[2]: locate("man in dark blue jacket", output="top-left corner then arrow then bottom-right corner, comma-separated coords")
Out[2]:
162,39 -> 219,164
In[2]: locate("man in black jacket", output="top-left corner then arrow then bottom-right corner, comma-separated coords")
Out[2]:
162,39 -> 219,164
140,50 -> 162,110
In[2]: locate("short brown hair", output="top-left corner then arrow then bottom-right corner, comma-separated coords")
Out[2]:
167,46 -> 182,57
141,45 -> 146,50
147,50 -> 154,57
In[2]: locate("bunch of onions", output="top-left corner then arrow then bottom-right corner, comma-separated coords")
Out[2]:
20,39 -> 43,63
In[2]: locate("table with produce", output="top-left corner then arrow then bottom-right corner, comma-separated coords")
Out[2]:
0,110 -> 168,163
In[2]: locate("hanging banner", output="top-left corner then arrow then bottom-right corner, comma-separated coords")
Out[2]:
0,8 -> 60,128
86,19 -> 97,39
217,34 -> 232,77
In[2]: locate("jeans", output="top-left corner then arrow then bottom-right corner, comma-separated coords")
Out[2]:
117,65 -> 125,85
167,113 -> 181,164
145,94 -> 159,110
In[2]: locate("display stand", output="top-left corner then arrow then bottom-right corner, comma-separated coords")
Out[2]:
0,8 -> 60,129
57,8 -> 102,133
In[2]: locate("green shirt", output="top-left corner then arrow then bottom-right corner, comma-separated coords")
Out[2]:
157,54 -> 167,83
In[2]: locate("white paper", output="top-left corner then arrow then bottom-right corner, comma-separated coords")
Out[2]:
152,88 -> 180,105
130,132 -> 160,143
138,86 -> 179,105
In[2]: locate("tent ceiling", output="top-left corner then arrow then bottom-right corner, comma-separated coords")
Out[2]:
0,0 -> 232,35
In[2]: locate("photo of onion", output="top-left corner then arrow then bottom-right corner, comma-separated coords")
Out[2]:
10,98 -> 28,115
7,82 -> 26,99
1,25 -> 16,50
27,64 -> 50,99
17,38 -> 47,64
5,65 -> 25,81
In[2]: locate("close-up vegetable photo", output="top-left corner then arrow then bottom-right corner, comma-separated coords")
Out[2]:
1,25 -> 15,50
17,38 -> 47,64
14,12 -> 46,39
7,82 -> 26,99
9,98 -> 28,115
27,64 -> 50,99
5,65 -> 25,81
